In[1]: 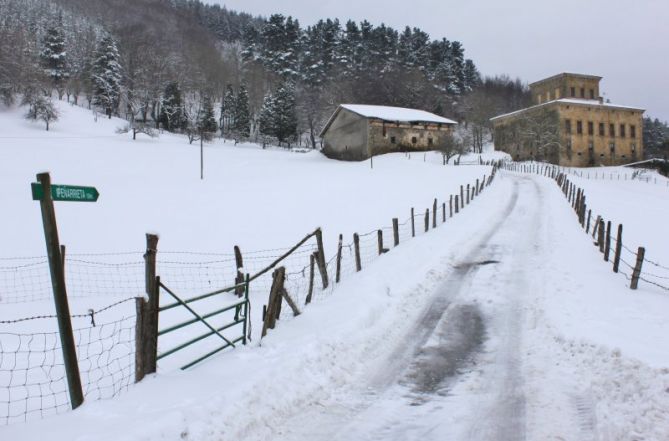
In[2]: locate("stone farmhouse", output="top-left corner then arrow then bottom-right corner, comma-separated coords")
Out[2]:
491,73 -> 644,167
320,104 -> 457,161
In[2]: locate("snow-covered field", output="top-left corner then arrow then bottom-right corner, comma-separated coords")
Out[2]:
1,101 -> 669,440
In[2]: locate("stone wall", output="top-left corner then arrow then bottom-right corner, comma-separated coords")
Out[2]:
367,120 -> 454,156
558,102 -> 644,167
531,74 -> 601,104
322,109 -> 369,160
493,102 -> 644,167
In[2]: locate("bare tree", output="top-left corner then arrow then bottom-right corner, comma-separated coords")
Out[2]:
435,133 -> 468,165
517,107 -> 563,163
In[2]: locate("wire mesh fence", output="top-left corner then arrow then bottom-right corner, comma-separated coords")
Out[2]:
0,299 -> 136,425
1,168 -> 498,426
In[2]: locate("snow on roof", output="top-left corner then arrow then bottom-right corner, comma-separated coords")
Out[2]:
490,98 -> 644,122
340,104 -> 457,125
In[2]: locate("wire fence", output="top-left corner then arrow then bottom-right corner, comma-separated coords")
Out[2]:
1,166 -> 498,426
0,299 -> 136,425
502,161 -> 669,292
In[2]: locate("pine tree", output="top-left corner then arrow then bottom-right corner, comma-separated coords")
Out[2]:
272,81 -> 297,146
463,59 -> 481,92
220,84 -> 235,135
159,82 -> 186,132
258,93 -> 275,147
40,15 -> 68,99
231,84 -> 250,141
197,96 -> 218,139
91,35 -> 122,118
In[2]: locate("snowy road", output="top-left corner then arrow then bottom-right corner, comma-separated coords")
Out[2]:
260,174 -> 551,440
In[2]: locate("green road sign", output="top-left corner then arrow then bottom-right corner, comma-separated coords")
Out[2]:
31,183 -> 99,202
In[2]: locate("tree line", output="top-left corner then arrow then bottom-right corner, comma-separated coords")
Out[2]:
0,0 -> 530,150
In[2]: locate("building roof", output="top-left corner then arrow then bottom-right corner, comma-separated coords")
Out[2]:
529,72 -> 602,87
490,98 -> 645,123
320,104 -> 457,137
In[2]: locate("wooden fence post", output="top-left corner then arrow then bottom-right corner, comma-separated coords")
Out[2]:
392,218 -> 399,247
377,229 -> 386,255
613,224 -> 623,273
455,195 -> 459,214
442,202 -> 446,222
335,234 -> 343,283
476,179 -> 480,196
353,233 -> 361,272
592,215 -> 601,239
598,219 -> 605,253
134,297 -> 146,382
306,253 -> 316,304
432,199 -> 437,228
137,234 -> 160,383
460,185 -> 464,209
411,208 -> 415,237
449,196 -> 453,217
466,184 -> 470,205
314,228 -> 329,289
630,247 -> 645,290
262,267 -> 286,337
234,245 -> 244,297
604,221 -> 612,261
586,209 -> 592,234
424,209 -> 429,232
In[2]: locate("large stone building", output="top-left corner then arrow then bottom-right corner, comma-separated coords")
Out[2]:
321,104 -> 457,161
491,73 -> 644,167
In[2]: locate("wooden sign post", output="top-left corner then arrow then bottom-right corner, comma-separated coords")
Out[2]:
32,172 -> 100,410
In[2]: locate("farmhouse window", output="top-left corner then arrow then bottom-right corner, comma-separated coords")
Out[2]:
580,88 -> 585,98
576,121 -> 583,135
428,138 -> 433,145
630,125 -> 636,138
565,119 -> 572,134
588,141 -> 594,150
599,122 -> 605,136
619,124 -> 626,138
411,136 -> 417,144
590,89 -> 595,99
390,136 -> 396,144
570,87 -> 576,97
631,143 -> 636,152
609,142 -> 615,153
609,123 -> 615,137
588,122 -> 594,136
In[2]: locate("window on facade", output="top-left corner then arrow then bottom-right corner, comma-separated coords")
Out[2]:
622,155 -> 626,159
609,142 -> 615,153
565,119 -> 572,134
588,122 -> 594,136
577,152 -> 582,156
411,136 -> 417,144
555,88 -> 560,99
590,89 -> 595,99
390,136 -> 396,144
620,124 -> 626,138
576,121 -> 583,135
609,123 -> 615,137
570,87 -> 576,97
588,141 -> 594,150
537,94 -> 542,103
631,143 -> 636,152
428,138 -> 433,145
631,125 -> 636,138
547,91 -> 551,101
599,122 -> 605,136
580,88 -> 585,98
567,139 -> 572,149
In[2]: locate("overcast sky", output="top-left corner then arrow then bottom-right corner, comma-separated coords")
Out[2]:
212,0 -> 669,121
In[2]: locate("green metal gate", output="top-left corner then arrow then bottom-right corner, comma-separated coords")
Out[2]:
156,275 -> 250,370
